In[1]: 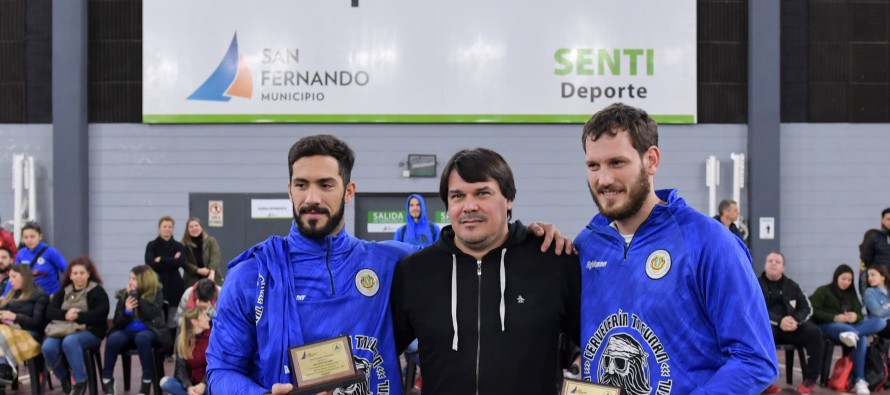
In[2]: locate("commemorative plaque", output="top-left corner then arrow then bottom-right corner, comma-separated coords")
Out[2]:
288,335 -> 364,395
561,379 -> 623,395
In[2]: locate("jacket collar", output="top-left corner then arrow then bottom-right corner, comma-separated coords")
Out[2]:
285,220 -> 358,257
589,189 -> 682,231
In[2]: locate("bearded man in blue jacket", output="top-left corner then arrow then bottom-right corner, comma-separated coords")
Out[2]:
574,103 -> 778,394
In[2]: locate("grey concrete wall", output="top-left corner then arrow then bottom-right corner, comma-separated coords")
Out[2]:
0,124 -> 54,245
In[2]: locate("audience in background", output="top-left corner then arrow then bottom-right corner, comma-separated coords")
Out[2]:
7,222 -> 67,296
174,278 -> 219,326
0,247 -> 13,293
811,264 -> 887,395
0,215 -> 16,260
145,216 -> 186,333
160,308 -> 211,395
0,265 -> 47,384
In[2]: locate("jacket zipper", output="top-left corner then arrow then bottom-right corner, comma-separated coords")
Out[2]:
325,242 -> 335,295
475,259 -> 482,395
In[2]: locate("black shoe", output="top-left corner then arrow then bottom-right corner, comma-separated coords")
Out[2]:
102,378 -> 115,395
138,381 -> 152,395
61,375 -> 72,395
72,381 -> 87,395
0,364 -> 13,385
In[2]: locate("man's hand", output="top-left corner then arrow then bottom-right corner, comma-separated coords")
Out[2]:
269,383 -> 293,394
779,316 -> 798,332
528,221 -> 576,255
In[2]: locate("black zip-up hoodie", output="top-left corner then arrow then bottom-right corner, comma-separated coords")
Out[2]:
391,221 -> 581,395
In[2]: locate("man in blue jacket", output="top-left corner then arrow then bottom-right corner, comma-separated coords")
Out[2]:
574,103 -> 778,394
206,135 -> 569,395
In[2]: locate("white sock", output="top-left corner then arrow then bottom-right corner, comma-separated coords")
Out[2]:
102,378 -> 111,384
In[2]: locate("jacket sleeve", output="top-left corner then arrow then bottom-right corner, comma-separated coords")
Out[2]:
390,259 -> 415,354
690,231 -> 778,395
145,241 -> 158,268
758,279 -> 783,325
174,287 -> 191,326
45,288 -> 67,321
862,236 -> 876,265
77,286 -> 111,327
111,292 -> 131,329
165,242 -> 186,268
864,288 -> 890,318
47,248 -> 67,277
206,263 -> 268,394
137,289 -> 165,323
15,292 -> 49,332
182,244 -> 200,277
809,287 -> 837,324
174,356 -> 194,388
207,238 -> 222,278
789,280 -> 813,324
561,253 -> 582,346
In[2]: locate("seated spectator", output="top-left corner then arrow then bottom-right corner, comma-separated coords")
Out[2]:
5,222 -> 66,296
174,278 -> 219,326
42,256 -> 110,395
0,247 -> 14,297
863,265 -> 890,337
160,308 -> 211,395
103,265 -> 170,395
181,218 -> 222,287
758,251 -> 823,394
0,265 -> 48,383
811,264 -> 887,395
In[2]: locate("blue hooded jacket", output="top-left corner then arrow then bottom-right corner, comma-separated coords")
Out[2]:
393,194 -> 440,248
6,241 -> 66,296
206,222 -> 415,394
574,189 -> 777,394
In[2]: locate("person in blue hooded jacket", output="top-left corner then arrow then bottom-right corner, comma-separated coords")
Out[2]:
393,194 -> 439,248
574,103 -> 778,394
4,222 -> 66,296
206,135 -> 571,395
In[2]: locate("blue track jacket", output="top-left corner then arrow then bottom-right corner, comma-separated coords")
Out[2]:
7,241 -> 66,295
206,222 -> 415,394
575,189 -> 777,395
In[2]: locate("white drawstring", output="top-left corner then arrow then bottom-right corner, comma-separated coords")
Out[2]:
499,248 -> 507,332
451,254 -> 458,351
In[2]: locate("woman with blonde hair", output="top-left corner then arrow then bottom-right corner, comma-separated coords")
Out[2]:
102,265 -> 169,395
180,218 -> 221,287
160,308 -> 211,395
0,265 -> 48,384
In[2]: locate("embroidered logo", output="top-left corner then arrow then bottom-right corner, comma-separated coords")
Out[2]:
644,250 -> 671,280
296,295 -> 306,301
37,257 -> 45,265
517,295 -> 525,304
587,260 -> 608,270
354,269 -> 380,297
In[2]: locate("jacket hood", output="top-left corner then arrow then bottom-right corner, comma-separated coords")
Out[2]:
433,220 -> 527,351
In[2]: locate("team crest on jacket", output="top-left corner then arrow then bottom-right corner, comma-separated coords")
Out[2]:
583,310 -> 673,394
355,269 -> 380,297
37,257 -> 45,265
644,250 -> 671,280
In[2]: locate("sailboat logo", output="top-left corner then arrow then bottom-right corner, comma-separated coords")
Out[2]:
188,33 -> 253,101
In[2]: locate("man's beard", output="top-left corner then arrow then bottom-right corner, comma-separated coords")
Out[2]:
0,265 -> 9,274
590,164 -> 650,222
293,197 -> 346,239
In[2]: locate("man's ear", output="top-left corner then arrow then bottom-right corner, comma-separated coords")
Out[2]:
644,146 -> 661,176
344,181 -> 356,204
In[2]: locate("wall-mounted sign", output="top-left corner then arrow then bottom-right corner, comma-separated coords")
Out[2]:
144,0 -> 696,124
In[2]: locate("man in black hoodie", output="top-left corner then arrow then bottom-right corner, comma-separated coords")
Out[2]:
391,148 -> 581,395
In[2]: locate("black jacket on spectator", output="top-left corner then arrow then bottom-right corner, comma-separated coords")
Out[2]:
145,236 -> 186,305
862,228 -> 890,269
758,273 -> 813,326
46,282 -> 110,340
3,287 -> 49,333
111,286 -> 172,346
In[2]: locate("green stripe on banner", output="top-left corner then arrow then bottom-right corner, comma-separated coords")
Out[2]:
143,114 -> 695,124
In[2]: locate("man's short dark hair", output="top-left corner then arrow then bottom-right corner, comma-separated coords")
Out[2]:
439,148 -> 516,219
882,207 -> 890,218
0,246 -> 11,258
287,135 -> 355,185
718,199 -> 737,216
582,103 -> 658,157
195,278 -> 217,302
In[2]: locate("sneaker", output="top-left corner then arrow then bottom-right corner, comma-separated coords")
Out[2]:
102,378 -> 115,395
138,380 -> 152,395
796,379 -> 816,394
0,364 -> 12,385
839,331 -> 860,347
762,383 -> 781,394
855,378 -> 871,395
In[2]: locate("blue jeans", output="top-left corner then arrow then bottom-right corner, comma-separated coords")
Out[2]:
41,331 -> 101,384
102,329 -> 158,381
161,377 -> 206,395
820,317 -> 887,380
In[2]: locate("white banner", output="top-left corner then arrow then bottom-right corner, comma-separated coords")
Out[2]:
144,0 -> 696,124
